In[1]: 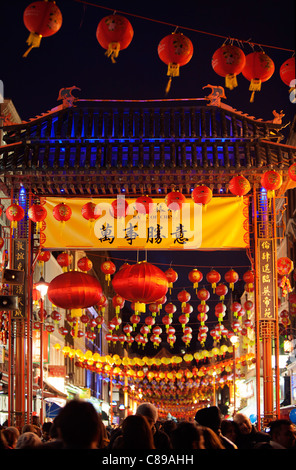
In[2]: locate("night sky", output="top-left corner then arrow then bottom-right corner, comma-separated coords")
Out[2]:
1,0 -> 295,355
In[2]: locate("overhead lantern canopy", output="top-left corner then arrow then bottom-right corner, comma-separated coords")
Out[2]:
96,14 -> 134,63
158,32 -> 194,94
211,44 -> 246,90
242,51 -> 275,102
23,0 -> 63,57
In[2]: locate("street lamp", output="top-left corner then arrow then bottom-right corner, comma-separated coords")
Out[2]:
35,276 -> 49,424
230,334 -> 239,417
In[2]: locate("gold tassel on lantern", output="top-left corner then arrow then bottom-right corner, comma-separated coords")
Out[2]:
23,33 -> 42,58
249,79 -> 261,102
134,302 -> 146,315
225,74 -> 238,90
105,42 -> 120,63
165,63 -> 179,95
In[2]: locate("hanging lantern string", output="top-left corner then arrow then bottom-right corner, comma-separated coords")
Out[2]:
74,0 -> 294,52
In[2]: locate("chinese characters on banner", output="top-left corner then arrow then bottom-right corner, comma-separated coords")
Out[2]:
258,239 -> 276,321
12,239 -> 27,320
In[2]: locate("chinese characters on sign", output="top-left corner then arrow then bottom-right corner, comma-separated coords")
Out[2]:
12,239 -> 27,320
258,239 -> 276,321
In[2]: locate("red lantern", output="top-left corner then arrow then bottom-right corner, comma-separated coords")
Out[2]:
58,326 -> 68,336
148,302 -> 160,317
53,202 -> 72,223
197,288 -> 210,304
77,256 -> 93,272
277,257 -> 293,297
112,261 -> 168,311
0,237 -> 4,250
118,334 -> 127,346
188,269 -> 203,290
243,270 -> 254,288
101,260 -> 116,284
37,250 -> 51,264
57,252 -> 72,272
165,191 -> 186,211
244,300 -> 253,316
123,324 -> 133,337
130,314 -> 140,329
81,201 -> 101,224
110,198 -> 129,219
280,57 -> 295,88
191,185 -> 212,206
112,294 -> 125,316
289,292 -> 296,307
215,283 -> 228,300
51,310 -> 61,323
206,269 -> 221,292
97,293 -> 108,314
158,32 -> 194,93
95,314 -> 104,329
32,287 -> 41,305
261,170 -> 282,197
231,301 -> 242,317
215,302 -> 226,322
111,316 -> 122,330
242,51 -> 275,102
96,14 -> 134,63
45,324 -> 54,334
178,314 -> 189,330
212,44 -> 246,90
224,269 -> 239,290
47,271 -> 103,319
167,334 -> 176,348
288,163 -> 296,182
177,290 -> 191,308
28,204 -> 47,231
164,302 -> 177,318
145,316 -> 155,331
162,315 -> 172,331
23,1 -> 63,57
135,196 -> 154,215
229,175 -> 251,196
165,267 -> 178,293
6,203 -> 25,230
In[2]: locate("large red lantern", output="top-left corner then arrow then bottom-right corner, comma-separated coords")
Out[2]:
158,32 -> 194,93
191,185 -> 212,206
165,267 -> 178,293
224,269 -> 239,290
101,260 -> 116,284
96,14 -> 134,63
47,271 -> 103,319
229,175 -> 251,196
23,1 -> 63,57
28,203 -> 47,231
212,44 -> 246,90
261,170 -> 282,198
57,252 -> 72,272
53,202 -> 72,223
6,203 -> 25,230
280,57 -> 295,89
242,51 -> 275,102
112,261 -> 168,312
77,256 -> 93,272
135,196 -> 154,215
288,163 -> 296,182
206,269 -> 221,292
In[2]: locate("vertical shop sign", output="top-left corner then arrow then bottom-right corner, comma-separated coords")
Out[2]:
257,238 -> 276,321
12,239 -> 27,319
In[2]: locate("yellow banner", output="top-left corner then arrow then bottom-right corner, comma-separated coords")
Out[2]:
40,197 -> 249,250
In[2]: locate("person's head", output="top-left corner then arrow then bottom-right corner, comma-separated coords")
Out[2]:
56,399 -> 103,448
119,415 -> 155,449
22,424 -> 38,434
233,413 -> 253,435
136,402 -> 158,429
201,426 -> 225,449
41,421 -> 53,441
221,419 -> 239,443
194,406 -> 222,434
16,431 -> 42,449
171,421 -> 205,449
269,419 -> 296,449
1,427 -> 20,448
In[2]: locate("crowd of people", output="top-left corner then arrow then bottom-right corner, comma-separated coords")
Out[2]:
0,400 -> 295,450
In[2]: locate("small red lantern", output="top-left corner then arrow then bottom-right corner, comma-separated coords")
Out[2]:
118,334 -> 127,346
57,252 -> 72,272
164,302 -> 177,318
229,175 -> 251,196
46,324 -> 55,334
95,315 -> 104,330
96,14 -> 134,63
191,185 -> 212,206
165,267 -> 178,293
206,269 -> 221,292
77,256 -> 93,272
288,163 -> 296,182
188,269 -> 203,292
165,191 -> 186,211
148,302 -> 160,317
212,44 -> 246,90
130,314 -> 140,330
135,196 -> 154,215
53,202 -> 72,223
231,301 -> 242,317
215,283 -> 228,300
110,198 -> 129,219
123,324 -> 133,337
97,293 -> 108,314
6,203 -> 25,230
215,302 -> 226,322
58,326 -> 68,336
101,260 -> 116,284
28,203 -> 47,231
244,300 -> 253,317
167,334 -> 176,348
261,170 -> 282,198
224,269 -> 239,290
111,316 -> 122,330
177,290 -> 191,308
277,257 -> 293,297
162,315 -> 172,331
158,32 -> 194,93
197,288 -> 210,304
280,56 -> 295,89
81,201 -> 101,225
182,303 -> 193,317
0,237 -> 4,250
145,316 -> 155,331
37,250 -> 51,264
51,310 -> 61,323
178,313 -> 189,330
242,51 -> 275,102
243,270 -> 254,288
112,294 -> 125,316
23,0 -> 63,57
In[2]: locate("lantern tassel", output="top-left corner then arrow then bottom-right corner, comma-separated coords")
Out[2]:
225,74 -> 238,90
105,42 -> 120,63
23,33 -> 42,58
165,77 -> 172,95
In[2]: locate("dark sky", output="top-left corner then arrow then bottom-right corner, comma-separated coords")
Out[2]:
1,0 -> 295,124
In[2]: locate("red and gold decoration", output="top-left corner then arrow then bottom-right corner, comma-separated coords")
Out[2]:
57,252 -> 72,272
212,44 -> 246,90
112,294 -> 125,317
28,203 -> 47,232
215,283 -> 228,300
206,269 -> 221,292
53,202 -> 72,224
164,267 -> 178,293
188,268 -> 203,292
229,175 -> 251,196
224,268 -> 239,290
165,190 -> 186,210
23,0 -> 63,57
110,198 -> 129,219
135,196 -> 154,215
277,257 -> 294,297
197,287 -> 210,305
101,260 -> 116,284
242,51 -> 275,102
158,32 -> 194,94
6,203 -> 25,231
77,256 -> 93,272
96,14 -> 134,63
81,201 -> 102,230
260,169 -> 282,198
191,185 -> 212,206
